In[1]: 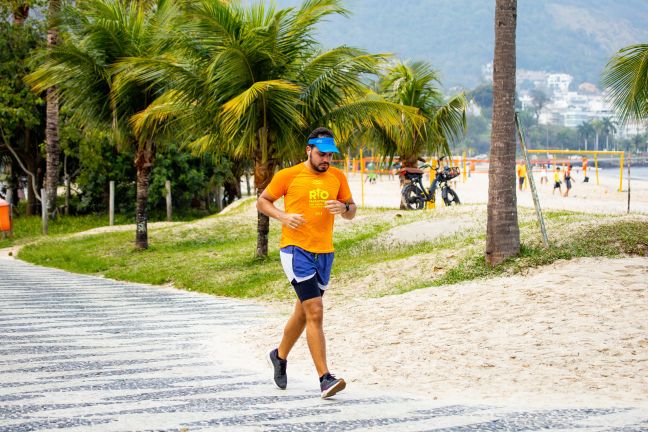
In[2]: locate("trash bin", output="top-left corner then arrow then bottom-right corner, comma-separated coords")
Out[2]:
0,198 -> 11,232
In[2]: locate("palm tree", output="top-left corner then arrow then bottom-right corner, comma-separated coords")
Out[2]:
26,0 -> 177,249
600,117 -> 617,151
602,44 -> 648,125
375,61 -> 466,167
2,1 -> 45,215
122,0 -> 420,257
486,0 -> 520,266
363,60 -> 466,207
45,0 -> 61,217
591,119 -> 604,152
529,88 -> 549,125
577,121 -> 594,151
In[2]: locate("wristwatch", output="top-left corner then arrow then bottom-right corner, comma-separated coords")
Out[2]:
344,202 -> 350,213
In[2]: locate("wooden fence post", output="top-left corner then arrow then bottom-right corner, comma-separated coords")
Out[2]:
165,180 -> 172,222
41,188 -> 48,235
109,181 -> 115,226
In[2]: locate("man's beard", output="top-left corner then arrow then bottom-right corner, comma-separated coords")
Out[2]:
309,158 -> 329,172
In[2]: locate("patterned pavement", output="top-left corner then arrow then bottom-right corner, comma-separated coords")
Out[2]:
1,257 -> 647,431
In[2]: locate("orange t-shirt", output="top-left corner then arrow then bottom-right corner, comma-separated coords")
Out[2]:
265,163 -> 352,253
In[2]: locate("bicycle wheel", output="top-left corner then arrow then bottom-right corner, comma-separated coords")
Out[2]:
402,184 -> 425,210
443,187 -> 461,205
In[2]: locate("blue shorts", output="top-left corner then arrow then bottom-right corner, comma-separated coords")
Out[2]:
280,246 -> 334,301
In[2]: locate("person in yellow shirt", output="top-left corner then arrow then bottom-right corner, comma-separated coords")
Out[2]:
257,127 -> 356,399
516,162 -> 527,191
553,166 -> 563,195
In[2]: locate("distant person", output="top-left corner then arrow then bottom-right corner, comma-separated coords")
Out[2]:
516,163 -> 527,191
553,167 -> 562,195
540,164 -> 548,185
563,164 -> 573,197
583,158 -> 589,183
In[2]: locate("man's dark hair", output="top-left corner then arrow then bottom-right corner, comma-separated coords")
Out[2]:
308,127 -> 334,140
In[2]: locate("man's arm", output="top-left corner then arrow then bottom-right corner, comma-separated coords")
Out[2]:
256,190 -> 306,229
324,200 -> 356,220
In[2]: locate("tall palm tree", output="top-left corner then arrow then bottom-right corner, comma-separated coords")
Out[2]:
529,88 -> 549,125
122,0 -> 420,257
591,119 -> 604,152
486,0 -> 520,266
363,60 -> 466,208
577,121 -> 594,151
600,117 -> 617,151
1,3 -> 44,215
45,0 -> 61,216
602,44 -> 648,125
26,0 -> 177,249
374,61 -> 466,167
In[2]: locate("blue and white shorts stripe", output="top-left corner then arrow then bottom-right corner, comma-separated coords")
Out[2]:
280,246 -> 334,290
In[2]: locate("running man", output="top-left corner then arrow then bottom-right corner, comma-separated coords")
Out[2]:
256,127 -> 356,399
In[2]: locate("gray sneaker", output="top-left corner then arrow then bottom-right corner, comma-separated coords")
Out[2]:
320,373 -> 346,398
268,348 -> 287,389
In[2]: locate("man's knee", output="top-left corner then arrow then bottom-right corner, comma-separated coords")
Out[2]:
302,298 -> 324,323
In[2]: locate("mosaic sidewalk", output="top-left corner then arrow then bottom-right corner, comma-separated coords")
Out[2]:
1,257 -> 646,431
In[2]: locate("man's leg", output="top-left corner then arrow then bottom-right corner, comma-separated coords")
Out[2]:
301,296 -> 328,377
278,300 -> 306,360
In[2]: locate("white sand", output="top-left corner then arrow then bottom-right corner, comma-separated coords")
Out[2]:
243,256 -> 648,407
240,170 -> 648,407
345,168 -> 648,214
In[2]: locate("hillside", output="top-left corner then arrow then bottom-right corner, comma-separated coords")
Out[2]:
271,0 -> 648,89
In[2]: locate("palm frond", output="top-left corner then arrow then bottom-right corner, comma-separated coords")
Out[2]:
220,79 -> 304,138
602,43 -> 648,124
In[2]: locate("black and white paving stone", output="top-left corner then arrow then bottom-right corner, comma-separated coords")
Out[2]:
1,257 -> 647,431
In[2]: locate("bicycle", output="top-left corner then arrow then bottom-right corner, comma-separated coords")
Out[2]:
400,158 -> 461,209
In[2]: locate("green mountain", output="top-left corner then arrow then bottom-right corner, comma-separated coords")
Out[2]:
271,0 -> 648,89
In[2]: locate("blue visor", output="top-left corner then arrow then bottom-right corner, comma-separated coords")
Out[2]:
308,137 -> 339,153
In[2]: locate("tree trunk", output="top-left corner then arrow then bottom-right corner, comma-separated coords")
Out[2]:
45,0 -> 61,216
134,144 -> 155,249
254,128 -> 276,259
254,159 -> 275,258
223,159 -> 244,205
486,0 -> 520,266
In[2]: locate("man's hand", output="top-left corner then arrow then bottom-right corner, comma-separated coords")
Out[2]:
324,200 -> 346,215
280,213 -> 306,229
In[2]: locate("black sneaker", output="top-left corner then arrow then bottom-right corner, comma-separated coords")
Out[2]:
268,348 -> 287,389
320,373 -> 346,398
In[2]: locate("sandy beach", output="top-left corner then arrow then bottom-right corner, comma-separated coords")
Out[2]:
344,166 -> 648,214
239,167 -> 648,408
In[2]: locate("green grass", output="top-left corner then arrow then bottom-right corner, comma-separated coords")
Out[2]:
0,213 -> 132,249
428,220 -> 648,288
15,201 -> 648,300
0,206 -> 218,249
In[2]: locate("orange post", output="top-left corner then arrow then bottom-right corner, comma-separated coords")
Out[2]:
359,148 -> 365,208
0,198 -> 12,234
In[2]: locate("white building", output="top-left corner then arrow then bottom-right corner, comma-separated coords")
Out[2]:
546,73 -> 573,95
